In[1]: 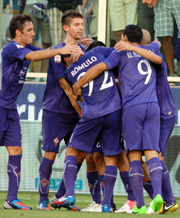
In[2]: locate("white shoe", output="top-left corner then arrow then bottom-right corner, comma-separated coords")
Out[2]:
81,201 -> 101,212
115,199 -> 136,213
126,209 -> 133,214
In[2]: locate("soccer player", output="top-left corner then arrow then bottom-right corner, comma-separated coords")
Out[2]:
37,10 -> 89,211
73,25 -> 164,214
117,31 -> 179,214
53,42 -> 122,213
0,14 -> 78,210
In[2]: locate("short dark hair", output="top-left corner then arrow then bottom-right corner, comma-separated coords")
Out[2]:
9,14 -> 32,39
61,54 -> 71,66
86,40 -> 106,52
123,25 -> 143,44
61,9 -> 83,27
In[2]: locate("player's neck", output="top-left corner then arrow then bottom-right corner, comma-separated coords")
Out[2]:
13,38 -> 26,47
64,36 -> 79,45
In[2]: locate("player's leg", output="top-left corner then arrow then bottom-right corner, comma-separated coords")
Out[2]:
128,150 -> 146,214
3,108 -> 32,210
38,110 -> 79,210
81,153 -> 101,212
115,150 -> 136,213
122,104 -> 150,214
54,147 -> 85,207
159,117 -> 178,214
143,103 -> 163,214
52,150 -> 85,211
101,155 -> 118,213
100,110 -> 122,213
141,160 -> 153,199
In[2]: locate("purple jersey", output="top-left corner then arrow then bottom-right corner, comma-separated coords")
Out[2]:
42,42 -> 86,113
0,41 -> 42,109
103,43 -> 159,110
156,55 -> 177,119
65,46 -> 121,119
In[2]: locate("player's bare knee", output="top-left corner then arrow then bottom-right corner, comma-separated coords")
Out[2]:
6,146 -> 22,156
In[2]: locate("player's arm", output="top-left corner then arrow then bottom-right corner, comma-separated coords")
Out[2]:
73,62 -> 108,95
114,41 -> 162,64
25,43 -> 79,61
58,77 -> 82,118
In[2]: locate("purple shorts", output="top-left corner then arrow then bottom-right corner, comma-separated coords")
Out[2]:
0,107 -> 21,147
160,116 -> 176,157
42,109 -> 79,153
122,103 -> 160,153
68,110 -> 122,156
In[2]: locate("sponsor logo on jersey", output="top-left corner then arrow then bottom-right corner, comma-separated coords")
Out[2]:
40,179 -> 49,188
54,55 -> 61,63
54,137 -> 59,146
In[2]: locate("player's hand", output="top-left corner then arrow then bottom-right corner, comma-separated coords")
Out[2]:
79,35 -> 93,46
64,86 -> 78,102
59,43 -> 80,55
114,41 -> 134,52
72,83 -> 82,96
70,46 -> 84,62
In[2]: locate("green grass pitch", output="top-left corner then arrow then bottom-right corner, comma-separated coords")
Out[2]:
0,191 -> 179,218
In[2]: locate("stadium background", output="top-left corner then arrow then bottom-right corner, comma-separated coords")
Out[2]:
0,0 -> 180,200
0,83 -> 180,197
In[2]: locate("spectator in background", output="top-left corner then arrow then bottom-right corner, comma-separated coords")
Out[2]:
146,0 -> 180,77
4,0 -> 26,42
47,0 -> 88,46
138,0 -> 154,41
83,0 -> 93,37
174,22 -> 180,76
109,0 -> 138,43
23,0 -> 52,73
3,0 -> 26,16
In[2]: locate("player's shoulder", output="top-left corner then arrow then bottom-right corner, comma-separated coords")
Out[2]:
54,41 -> 66,49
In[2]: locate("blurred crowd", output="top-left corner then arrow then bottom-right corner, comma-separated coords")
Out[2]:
2,0 -> 180,77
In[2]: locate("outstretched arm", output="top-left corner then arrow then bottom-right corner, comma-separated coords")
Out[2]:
25,43 -> 80,61
73,62 -> 108,95
114,41 -> 162,64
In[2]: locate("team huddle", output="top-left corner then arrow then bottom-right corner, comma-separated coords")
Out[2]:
0,10 -> 178,214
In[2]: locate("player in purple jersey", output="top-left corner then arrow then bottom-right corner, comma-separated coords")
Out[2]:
73,25 -> 164,214
53,45 -> 122,213
37,10 -> 91,211
155,55 -> 178,213
116,33 -> 178,214
0,14 -> 78,210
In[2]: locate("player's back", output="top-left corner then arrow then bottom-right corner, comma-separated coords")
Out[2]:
65,47 -> 121,119
103,45 -> 158,110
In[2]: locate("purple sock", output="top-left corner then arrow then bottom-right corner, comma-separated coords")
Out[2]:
7,155 -> 22,202
102,166 -> 117,207
147,157 -> 163,199
161,161 -> 175,203
39,157 -> 54,203
99,175 -> 104,195
129,161 -> 144,208
143,180 -> 153,199
56,163 -> 82,198
87,171 -> 101,204
64,156 -> 77,196
120,171 -> 135,201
